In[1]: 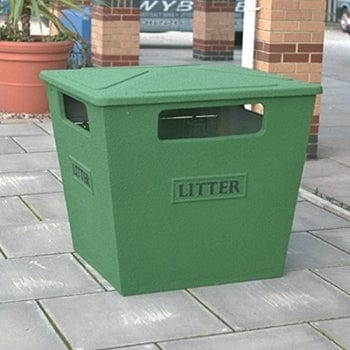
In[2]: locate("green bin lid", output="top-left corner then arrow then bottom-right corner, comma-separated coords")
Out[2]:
40,64 -> 322,107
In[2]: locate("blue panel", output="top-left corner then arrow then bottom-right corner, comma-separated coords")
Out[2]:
61,6 -> 91,68
61,6 -> 91,41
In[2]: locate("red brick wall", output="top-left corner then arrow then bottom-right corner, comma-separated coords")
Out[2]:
254,0 -> 326,158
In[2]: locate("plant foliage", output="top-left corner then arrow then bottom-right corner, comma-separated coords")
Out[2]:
0,0 -> 81,41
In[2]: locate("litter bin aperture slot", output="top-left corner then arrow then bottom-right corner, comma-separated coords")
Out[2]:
158,104 -> 264,140
63,94 -> 90,131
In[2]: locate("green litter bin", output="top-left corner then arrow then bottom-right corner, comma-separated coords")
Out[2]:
41,64 -> 321,296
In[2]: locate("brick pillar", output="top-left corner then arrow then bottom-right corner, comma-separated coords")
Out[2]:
193,0 -> 235,60
91,1 -> 140,66
254,0 -> 325,159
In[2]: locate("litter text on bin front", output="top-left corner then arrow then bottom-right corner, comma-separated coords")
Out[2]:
173,174 -> 246,203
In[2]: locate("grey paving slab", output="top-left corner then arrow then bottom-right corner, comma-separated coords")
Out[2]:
322,80 -> 350,91
319,125 -> 350,141
332,154 -> 350,168
321,93 -> 349,105
0,152 -> 59,172
302,172 -> 350,197
336,196 -> 350,207
320,105 -> 350,127
159,324 -> 340,350
0,123 -> 47,137
40,290 -> 230,349
115,345 -> 159,350
141,47 -> 242,66
13,135 -> 56,152
141,31 -> 193,47
318,128 -> 350,160
313,266 -> 350,294
190,270 -> 350,331
0,221 -> 73,258
321,85 -> 349,97
0,137 -> 24,154
141,48 -> 204,65
0,301 -> 66,350
22,192 -> 68,221
319,118 -> 350,132
338,196 -> 350,206
285,232 -> 350,271
35,120 -> 53,134
0,196 -> 38,226
318,142 -> 350,159
302,158 -> 350,179
321,76 -> 350,88
292,201 -> 350,232
311,227 -> 350,253
312,318 -> 350,350
0,171 -> 62,196
0,254 -> 103,302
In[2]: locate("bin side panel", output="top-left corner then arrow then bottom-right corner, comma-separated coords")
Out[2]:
46,85 -> 122,289
103,96 -> 315,295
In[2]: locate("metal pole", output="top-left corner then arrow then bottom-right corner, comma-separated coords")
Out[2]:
241,0 -> 259,69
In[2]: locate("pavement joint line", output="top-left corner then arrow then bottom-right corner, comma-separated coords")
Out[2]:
0,169 -> 59,176
150,329 -> 236,348
308,269 -> 350,297
185,288 -> 235,333
0,191 -> 64,200
0,251 -> 72,261
307,230 -> 350,256
73,253 -> 116,291
295,225 -> 350,232
309,321 -> 348,350
97,342 -> 161,350
3,250 -> 75,260
291,226 -> 350,233
0,189 -> 64,199
9,136 -> 28,153
18,195 -> 43,222
0,246 -> 7,259
36,299 -> 73,350
0,149 -> 56,154
48,169 -> 63,183
34,120 -> 52,135
0,118 -> 43,125
299,188 -> 350,221
0,289 -> 108,306
71,252 -> 110,292
8,149 -> 57,154
328,157 -> 350,169
19,189 -> 64,197
153,319 -> 350,347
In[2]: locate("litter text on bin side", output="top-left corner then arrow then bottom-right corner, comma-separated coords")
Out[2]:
70,156 -> 93,192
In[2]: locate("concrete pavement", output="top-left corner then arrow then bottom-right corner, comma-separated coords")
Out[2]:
301,27 -> 350,210
0,26 -> 349,349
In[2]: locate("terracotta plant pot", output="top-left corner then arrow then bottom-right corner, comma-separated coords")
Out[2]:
0,40 -> 73,114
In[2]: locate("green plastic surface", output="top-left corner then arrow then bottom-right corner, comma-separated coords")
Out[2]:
41,64 -> 321,106
41,64 -> 321,295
